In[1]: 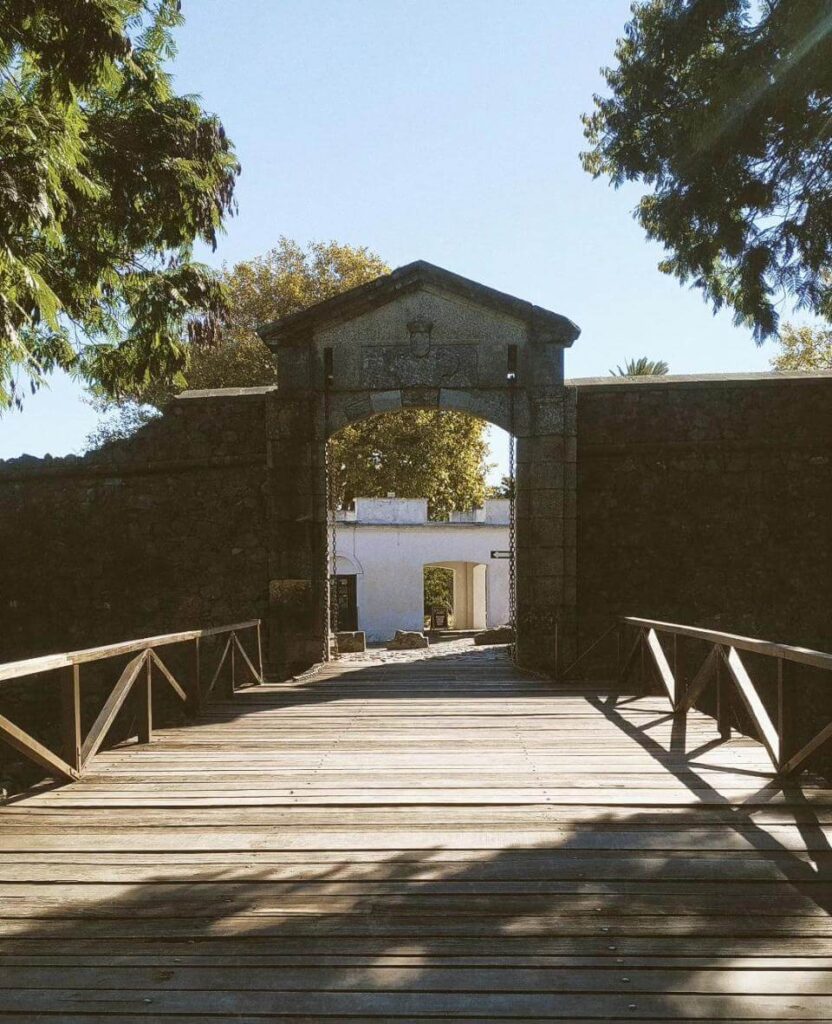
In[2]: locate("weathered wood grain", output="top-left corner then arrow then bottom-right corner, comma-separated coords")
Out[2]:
0,646 -> 829,1020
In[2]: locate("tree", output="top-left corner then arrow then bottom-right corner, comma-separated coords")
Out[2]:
0,0 -> 239,411
582,1 -> 832,341
487,475 -> 514,499
771,323 -> 832,371
610,357 -> 669,377
186,238 -> 390,394
424,566 -> 454,621
330,409 -> 491,521
95,238 -> 493,518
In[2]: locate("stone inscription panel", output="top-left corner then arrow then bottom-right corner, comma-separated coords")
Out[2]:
361,344 -> 478,389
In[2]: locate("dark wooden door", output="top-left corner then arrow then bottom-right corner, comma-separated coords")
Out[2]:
331,574 -> 358,631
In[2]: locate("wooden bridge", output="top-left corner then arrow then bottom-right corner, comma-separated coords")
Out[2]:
0,622 -> 831,1020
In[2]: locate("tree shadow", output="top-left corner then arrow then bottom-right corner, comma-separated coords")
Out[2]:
0,647 -> 829,1020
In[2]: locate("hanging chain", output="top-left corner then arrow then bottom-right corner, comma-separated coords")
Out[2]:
323,385 -> 339,662
508,377 -> 517,664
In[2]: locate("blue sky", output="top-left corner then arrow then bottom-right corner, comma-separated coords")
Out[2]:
1,0 -> 779,476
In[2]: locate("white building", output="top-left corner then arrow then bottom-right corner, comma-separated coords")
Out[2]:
331,497 -> 510,642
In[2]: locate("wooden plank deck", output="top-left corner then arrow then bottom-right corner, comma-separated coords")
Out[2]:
0,644 -> 829,1021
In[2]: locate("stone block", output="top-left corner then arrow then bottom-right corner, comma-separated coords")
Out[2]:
269,578 -> 312,606
474,625 -> 514,646
370,390 -> 403,415
336,630 -> 366,653
401,388 -> 439,409
387,630 -> 429,650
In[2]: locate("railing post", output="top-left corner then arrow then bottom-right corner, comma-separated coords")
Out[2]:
230,632 -> 237,693
189,636 -> 203,716
777,657 -> 788,772
672,634 -> 681,709
639,629 -> 646,694
616,622 -> 622,682
716,648 -> 731,740
137,651 -> 152,745
256,621 -> 264,685
61,664 -> 82,774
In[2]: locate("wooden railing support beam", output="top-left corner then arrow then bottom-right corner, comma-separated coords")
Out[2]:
0,618 -> 264,786
60,664 -> 82,773
189,637 -> 203,716
137,652 -> 152,745
81,652 -> 147,766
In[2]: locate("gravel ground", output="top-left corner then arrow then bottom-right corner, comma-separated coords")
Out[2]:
336,636 -> 510,664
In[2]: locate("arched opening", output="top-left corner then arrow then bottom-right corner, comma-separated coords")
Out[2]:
424,562 -> 491,632
258,259 -> 580,677
325,408 -> 512,647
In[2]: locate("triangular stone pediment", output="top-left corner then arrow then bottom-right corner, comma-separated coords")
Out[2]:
257,260 -> 579,349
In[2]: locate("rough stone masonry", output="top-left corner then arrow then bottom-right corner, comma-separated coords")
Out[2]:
0,264 -> 830,774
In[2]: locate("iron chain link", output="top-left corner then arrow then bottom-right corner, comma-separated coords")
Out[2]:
323,388 -> 338,662
508,381 -> 517,664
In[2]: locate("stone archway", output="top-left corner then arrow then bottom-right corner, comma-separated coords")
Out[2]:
257,260 -> 580,678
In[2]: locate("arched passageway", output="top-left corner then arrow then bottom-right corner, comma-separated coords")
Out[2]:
256,260 -> 580,677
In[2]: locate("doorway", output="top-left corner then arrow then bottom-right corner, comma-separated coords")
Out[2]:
330,574 -> 358,631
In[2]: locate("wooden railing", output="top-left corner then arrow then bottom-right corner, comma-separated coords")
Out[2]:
620,616 -> 832,775
0,620 -> 263,783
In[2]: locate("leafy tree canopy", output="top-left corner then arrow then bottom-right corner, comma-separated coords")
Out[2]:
95,238 -> 493,518
424,566 -> 454,618
186,237 -> 390,396
771,323 -> 832,370
610,357 -> 670,376
331,408 -> 491,521
0,0 -> 239,410
582,0 -> 832,341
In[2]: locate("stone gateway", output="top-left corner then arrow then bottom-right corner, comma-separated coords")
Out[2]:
257,260 -> 580,677
0,261 -> 830,693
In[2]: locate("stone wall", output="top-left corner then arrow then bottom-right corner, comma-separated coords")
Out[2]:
572,372 -> 832,768
0,388 -> 271,792
573,373 -> 832,653
1,370 -> 831,785
0,388 -> 271,663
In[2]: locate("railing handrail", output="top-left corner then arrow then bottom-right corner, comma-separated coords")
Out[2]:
0,618 -> 264,784
0,619 -> 261,683
623,616 -> 832,673
620,616 -> 832,775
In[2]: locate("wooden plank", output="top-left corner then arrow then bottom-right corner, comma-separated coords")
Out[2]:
148,649 -> 188,703
723,646 -> 780,769
1,643 -> 830,1019
783,718 -> 832,775
80,652 -> 147,766
2,963 -> 832,994
205,637 -> 231,697
679,645 -> 718,713
624,615 -> 832,673
0,620 -> 260,681
60,664 -> 82,772
136,655 -> 152,746
0,987 -> 826,1017
233,631 -> 264,685
0,714 -> 78,782
645,628 -> 676,706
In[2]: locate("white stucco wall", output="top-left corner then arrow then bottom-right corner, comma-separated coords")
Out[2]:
332,498 -> 510,642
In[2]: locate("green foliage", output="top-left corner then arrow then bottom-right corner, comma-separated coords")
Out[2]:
582,0 -> 832,341
0,0 -> 239,410
84,400 -> 159,450
487,475 -> 514,499
610,357 -> 670,377
185,238 -> 389,394
95,238 -> 492,518
330,409 -> 491,521
771,323 -> 832,371
424,566 -> 454,616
